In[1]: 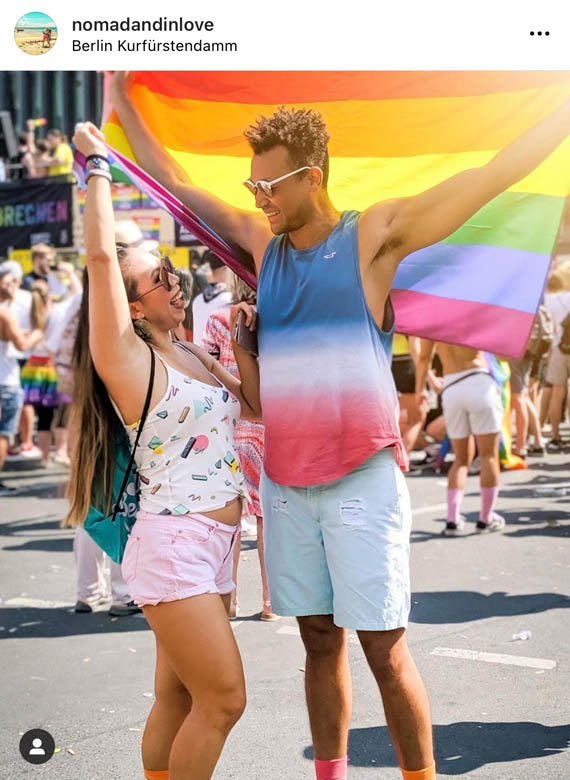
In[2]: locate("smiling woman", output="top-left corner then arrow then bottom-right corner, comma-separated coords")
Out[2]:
63,121 -> 264,780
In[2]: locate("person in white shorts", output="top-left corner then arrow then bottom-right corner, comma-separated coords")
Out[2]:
543,272 -> 570,448
416,341 -> 505,536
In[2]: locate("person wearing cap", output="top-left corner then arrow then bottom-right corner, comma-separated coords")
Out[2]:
0,260 -> 32,324
0,266 -> 44,495
0,260 -> 41,460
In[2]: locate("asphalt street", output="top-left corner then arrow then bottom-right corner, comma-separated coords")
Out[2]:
1,445 -> 569,780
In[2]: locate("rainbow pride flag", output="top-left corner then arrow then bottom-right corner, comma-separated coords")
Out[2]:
77,183 -> 157,213
484,354 -> 527,470
103,72 -> 570,358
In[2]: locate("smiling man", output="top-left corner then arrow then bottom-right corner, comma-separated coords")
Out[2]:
111,72 -> 570,780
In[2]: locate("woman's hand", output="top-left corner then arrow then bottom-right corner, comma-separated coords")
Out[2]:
230,302 -> 257,341
72,122 -> 107,157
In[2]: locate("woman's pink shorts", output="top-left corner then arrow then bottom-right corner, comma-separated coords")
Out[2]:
121,510 -> 240,607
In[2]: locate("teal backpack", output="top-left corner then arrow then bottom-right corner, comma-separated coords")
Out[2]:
84,349 -> 155,564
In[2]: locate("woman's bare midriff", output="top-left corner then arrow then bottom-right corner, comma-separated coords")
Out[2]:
200,496 -> 242,526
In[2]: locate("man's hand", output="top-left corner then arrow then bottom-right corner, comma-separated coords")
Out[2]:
110,71 -> 135,106
415,390 -> 430,413
427,373 -> 443,395
230,302 -> 257,342
384,93 -> 570,263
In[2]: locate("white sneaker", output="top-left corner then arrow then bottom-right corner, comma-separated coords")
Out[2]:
468,456 -> 481,475
476,513 -> 505,533
240,515 -> 257,537
19,444 -> 43,460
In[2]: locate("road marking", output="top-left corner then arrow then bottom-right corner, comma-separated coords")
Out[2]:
497,481 -> 570,492
412,503 -> 447,516
431,646 -> 556,670
276,625 -> 360,645
5,597 -> 73,609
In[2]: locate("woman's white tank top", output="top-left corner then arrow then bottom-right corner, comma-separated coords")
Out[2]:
111,349 -> 250,516
0,339 -> 20,387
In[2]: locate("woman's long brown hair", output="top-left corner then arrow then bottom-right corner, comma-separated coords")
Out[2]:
63,249 -> 143,527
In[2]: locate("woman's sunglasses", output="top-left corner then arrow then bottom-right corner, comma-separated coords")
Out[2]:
132,257 -> 176,301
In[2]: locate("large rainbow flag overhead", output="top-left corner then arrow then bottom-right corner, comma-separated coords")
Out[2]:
104,72 -> 570,358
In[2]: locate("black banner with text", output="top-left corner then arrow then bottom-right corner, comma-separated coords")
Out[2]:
0,179 -> 74,251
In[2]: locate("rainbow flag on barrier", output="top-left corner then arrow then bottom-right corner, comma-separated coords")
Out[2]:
102,72 -> 570,358
77,183 -> 157,212
133,215 -> 160,243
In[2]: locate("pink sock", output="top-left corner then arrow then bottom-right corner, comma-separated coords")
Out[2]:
480,486 -> 499,524
315,757 -> 348,780
447,488 -> 464,524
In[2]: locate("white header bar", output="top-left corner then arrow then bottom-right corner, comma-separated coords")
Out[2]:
2,0 -> 569,70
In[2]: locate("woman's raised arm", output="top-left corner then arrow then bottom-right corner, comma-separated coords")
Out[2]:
73,123 -> 143,382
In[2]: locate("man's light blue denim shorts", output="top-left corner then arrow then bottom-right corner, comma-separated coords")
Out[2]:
0,385 -> 24,438
260,448 -> 412,631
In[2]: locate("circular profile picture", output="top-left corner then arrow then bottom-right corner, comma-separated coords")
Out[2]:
14,12 -> 57,55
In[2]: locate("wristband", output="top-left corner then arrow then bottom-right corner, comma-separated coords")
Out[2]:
85,154 -> 111,173
85,168 -> 112,183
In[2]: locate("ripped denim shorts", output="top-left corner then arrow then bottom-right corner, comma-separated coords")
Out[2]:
260,448 -> 411,631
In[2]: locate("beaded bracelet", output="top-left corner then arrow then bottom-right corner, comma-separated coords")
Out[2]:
85,168 -> 112,183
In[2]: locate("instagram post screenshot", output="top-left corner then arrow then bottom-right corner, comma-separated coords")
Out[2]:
0,1 -> 568,778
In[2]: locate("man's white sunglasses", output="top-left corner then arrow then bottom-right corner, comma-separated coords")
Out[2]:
243,166 -> 323,198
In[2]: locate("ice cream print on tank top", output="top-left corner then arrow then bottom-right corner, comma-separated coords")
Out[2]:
110,346 -> 250,516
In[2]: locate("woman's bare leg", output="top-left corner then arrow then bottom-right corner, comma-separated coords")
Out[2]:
142,639 -> 192,772
143,594 -> 246,780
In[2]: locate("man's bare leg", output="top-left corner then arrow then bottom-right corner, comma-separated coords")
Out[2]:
297,615 -> 352,760
510,392 -> 528,453
540,385 -> 552,427
358,628 -> 434,773
548,384 -> 566,440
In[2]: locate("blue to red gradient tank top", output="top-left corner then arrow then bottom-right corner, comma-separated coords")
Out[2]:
257,210 -> 407,487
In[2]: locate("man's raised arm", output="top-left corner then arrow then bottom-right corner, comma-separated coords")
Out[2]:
110,72 -> 270,268
386,96 -> 570,261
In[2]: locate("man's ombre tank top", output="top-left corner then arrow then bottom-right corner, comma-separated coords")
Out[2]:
257,210 -> 407,487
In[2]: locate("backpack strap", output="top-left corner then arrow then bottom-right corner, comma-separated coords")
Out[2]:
111,345 -> 156,522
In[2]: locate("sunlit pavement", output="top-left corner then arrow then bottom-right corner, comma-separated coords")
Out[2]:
1,442 -> 569,779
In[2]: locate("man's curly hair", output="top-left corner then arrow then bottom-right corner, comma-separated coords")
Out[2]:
244,106 -> 330,187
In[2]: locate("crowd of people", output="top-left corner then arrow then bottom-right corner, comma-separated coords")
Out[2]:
1,75 -> 569,780
389,260 -> 570,536
0,120 -> 74,183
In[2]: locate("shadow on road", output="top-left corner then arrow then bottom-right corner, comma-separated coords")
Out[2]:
303,721 -> 570,774
408,590 -> 570,624
0,606 -> 150,638
527,460 -> 570,473
0,515 -> 66,536
411,509 -> 569,543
